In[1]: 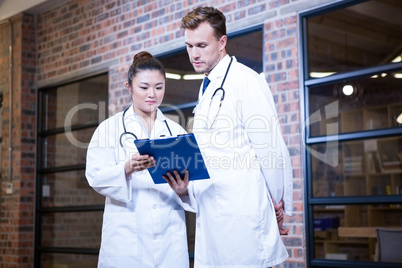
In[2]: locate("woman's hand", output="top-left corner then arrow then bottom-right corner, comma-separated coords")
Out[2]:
125,154 -> 155,177
163,170 -> 189,197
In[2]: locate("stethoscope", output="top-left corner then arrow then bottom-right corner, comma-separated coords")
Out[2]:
204,56 -> 233,129
119,107 -> 172,149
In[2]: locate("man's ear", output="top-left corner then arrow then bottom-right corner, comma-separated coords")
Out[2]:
219,35 -> 227,51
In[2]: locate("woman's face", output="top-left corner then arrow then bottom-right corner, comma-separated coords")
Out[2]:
128,69 -> 165,116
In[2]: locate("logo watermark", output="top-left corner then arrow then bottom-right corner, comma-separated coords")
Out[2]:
63,99 -> 340,168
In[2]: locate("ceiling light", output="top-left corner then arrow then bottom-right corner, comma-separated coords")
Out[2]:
166,72 -> 181,80
310,72 -> 335,78
394,73 -> 402,79
397,113 -> 402,124
392,55 -> 401,63
183,74 -> 204,80
342,84 -> 354,96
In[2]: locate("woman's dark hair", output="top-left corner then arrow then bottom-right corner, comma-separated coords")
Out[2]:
127,51 -> 166,86
181,6 -> 226,40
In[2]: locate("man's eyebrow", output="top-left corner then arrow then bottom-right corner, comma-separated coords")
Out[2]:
185,41 -> 207,46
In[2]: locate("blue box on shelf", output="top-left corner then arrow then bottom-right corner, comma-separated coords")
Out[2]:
314,218 -> 340,231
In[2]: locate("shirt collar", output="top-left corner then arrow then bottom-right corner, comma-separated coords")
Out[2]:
207,55 -> 235,81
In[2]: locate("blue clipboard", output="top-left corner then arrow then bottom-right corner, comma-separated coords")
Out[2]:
134,133 -> 210,184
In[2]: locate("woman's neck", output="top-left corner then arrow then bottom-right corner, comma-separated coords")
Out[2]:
133,106 -> 157,134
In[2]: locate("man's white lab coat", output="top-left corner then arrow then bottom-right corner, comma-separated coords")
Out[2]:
187,55 -> 293,268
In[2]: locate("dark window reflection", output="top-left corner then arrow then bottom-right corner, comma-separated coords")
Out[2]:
310,137 -> 402,198
41,211 -> 102,248
307,0 -> 402,78
40,74 -> 108,131
308,70 -> 402,137
313,204 -> 402,262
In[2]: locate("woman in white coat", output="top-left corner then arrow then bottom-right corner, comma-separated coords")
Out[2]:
85,51 -> 190,268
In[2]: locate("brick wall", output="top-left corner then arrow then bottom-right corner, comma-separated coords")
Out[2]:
0,13 -> 36,267
264,13 -> 304,265
0,0 -> 340,267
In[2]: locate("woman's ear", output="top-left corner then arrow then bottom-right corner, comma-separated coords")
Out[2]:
126,82 -> 133,94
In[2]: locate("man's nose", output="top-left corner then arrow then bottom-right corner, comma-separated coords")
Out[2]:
190,47 -> 200,59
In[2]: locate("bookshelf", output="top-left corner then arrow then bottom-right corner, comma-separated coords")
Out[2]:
313,103 -> 402,261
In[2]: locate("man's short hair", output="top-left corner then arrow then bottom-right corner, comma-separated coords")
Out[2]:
181,6 -> 226,40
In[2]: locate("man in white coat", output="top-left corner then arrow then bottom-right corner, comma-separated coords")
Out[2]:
165,6 -> 293,268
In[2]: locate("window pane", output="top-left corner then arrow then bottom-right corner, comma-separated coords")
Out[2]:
313,204 -> 402,261
41,170 -> 104,207
41,211 -> 102,248
41,127 -> 95,168
41,74 -> 108,131
41,253 -> 98,268
308,70 -> 402,137
311,137 -> 402,197
307,0 -> 402,78
164,77 -> 200,106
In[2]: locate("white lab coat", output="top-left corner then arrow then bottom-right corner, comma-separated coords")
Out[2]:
85,106 -> 192,268
187,55 -> 293,267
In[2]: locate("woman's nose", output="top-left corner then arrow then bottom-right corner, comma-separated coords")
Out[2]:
148,88 -> 155,98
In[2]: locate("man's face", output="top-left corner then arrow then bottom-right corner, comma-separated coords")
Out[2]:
184,22 -> 226,75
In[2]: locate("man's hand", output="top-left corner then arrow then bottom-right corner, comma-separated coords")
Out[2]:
163,170 -> 189,197
274,200 -> 289,235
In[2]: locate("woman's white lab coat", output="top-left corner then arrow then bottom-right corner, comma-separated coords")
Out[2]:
188,55 -> 293,268
86,106 -> 191,268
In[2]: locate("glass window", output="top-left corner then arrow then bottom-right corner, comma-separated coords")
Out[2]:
303,1 -> 402,266
41,170 -> 104,207
314,204 -> 402,261
41,253 -> 98,268
37,73 -> 108,266
307,0 -> 402,79
41,211 -> 102,248
41,127 -> 95,168
40,75 -> 108,131
310,137 -> 402,197
308,70 -> 402,137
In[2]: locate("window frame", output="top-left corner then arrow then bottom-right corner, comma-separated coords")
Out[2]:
34,73 -> 108,267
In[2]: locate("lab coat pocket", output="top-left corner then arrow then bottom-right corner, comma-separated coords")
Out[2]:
101,212 -> 138,257
169,209 -> 188,252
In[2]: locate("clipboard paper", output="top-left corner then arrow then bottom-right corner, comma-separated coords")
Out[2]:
134,133 -> 210,184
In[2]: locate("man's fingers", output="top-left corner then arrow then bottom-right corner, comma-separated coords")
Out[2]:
280,228 -> 289,235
